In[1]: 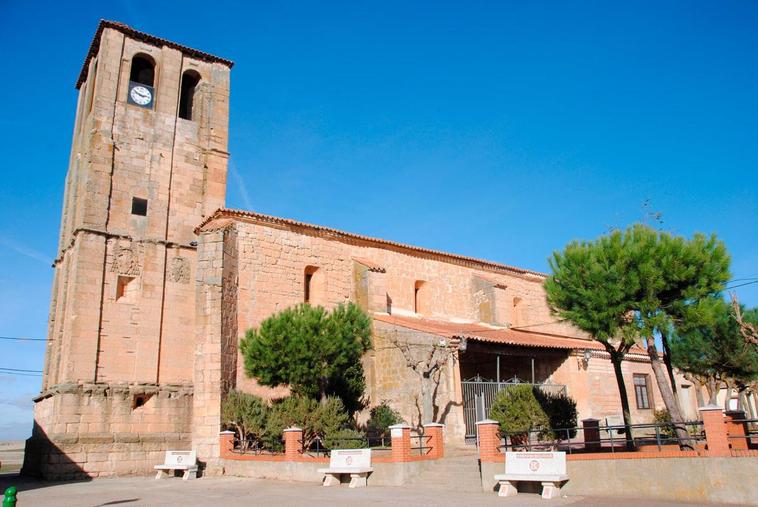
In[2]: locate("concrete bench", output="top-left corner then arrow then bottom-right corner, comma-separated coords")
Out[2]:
494,451 -> 568,499
154,450 -> 198,480
317,449 -> 372,488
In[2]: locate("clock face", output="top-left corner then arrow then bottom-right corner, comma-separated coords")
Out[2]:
130,85 -> 153,106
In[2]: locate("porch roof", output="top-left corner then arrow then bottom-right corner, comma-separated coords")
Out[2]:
372,313 -> 615,351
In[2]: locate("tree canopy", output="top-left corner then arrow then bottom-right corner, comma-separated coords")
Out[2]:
240,302 -> 372,412
671,297 -> 758,404
545,224 -> 731,449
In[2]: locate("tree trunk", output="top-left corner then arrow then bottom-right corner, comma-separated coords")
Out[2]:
607,348 -> 636,451
420,374 -> 433,424
705,378 -> 719,405
645,336 -> 690,448
695,384 -> 705,407
660,333 -> 680,406
319,377 -> 328,405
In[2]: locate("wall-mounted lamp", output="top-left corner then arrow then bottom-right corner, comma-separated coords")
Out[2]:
579,349 -> 592,370
458,336 -> 468,353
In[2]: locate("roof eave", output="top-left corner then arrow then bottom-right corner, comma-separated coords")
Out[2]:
76,20 -> 234,89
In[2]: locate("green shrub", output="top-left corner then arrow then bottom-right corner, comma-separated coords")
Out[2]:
366,401 -> 403,437
265,396 -> 350,451
221,390 -> 269,451
490,385 -> 551,447
653,409 -> 676,439
322,429 -> 368,450
534,389 -> 578,439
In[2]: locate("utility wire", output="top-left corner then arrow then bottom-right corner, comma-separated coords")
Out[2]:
0,367 -> 43,373
726,280 -> 758,290
0,336 -> 46,342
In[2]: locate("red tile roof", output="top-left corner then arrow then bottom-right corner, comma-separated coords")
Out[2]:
373,313 -> 614,351
196,209 -> 547,279
76,20 -> 234,89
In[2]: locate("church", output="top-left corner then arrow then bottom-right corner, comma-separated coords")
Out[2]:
24,20 -> 670,479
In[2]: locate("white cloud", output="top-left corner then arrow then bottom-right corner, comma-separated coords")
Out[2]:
228,158 -> 254,210
0,237 -> 51,265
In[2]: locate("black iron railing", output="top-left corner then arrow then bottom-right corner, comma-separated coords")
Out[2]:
410,434 -> 432,456
495,420 -> 706,454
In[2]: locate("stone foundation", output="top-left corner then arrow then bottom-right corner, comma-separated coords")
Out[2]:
23,382 -> 193,479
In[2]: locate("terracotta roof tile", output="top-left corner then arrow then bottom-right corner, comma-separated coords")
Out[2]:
196,209 -> 547,279
372,313 -> 646,353
76,20 -> 233,89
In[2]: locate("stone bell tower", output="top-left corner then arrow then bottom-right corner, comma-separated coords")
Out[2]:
24,21 -> 232,479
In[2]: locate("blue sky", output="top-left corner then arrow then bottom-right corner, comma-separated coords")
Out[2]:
0,1 -> 756,440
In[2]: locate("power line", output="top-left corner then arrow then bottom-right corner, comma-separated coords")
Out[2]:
0,371 -> 42,377
0,367 -> 43,373
0,336 -> 46,342
726,280 -> 758,290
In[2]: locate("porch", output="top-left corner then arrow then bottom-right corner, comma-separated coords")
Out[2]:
458,341 -> 569,442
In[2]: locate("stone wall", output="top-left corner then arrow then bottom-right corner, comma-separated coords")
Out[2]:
481,457 -> 758,505
22,383 -> 192,479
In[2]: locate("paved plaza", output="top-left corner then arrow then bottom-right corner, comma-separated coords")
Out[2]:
0,474 -> 741,507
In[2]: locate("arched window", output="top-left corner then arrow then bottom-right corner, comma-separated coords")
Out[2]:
178,70 -> 201,120
304,266 -> 319,304
130,54 -> 155,86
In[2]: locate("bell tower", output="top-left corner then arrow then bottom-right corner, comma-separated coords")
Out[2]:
25,21 -> 233,479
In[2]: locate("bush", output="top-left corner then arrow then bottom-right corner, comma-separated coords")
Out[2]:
221,390 -> 268,451
653,409 -> 676,439
534,389 -> 578,439
265,396 -> 350,451
490,385 -> 551,447
366,401 -> 403,437
322,429 -> 368,450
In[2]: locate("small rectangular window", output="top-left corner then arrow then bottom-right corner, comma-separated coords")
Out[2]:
116,275 -> 136,301
634,374 -> 651,409
131,197 -> 148,216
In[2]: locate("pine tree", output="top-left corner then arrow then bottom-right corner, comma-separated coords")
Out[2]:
671,298 -> 758,405
545,228 -> 643,450
240,302 -> 372,410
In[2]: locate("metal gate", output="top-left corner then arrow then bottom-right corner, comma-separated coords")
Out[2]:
462,376 -> 567,443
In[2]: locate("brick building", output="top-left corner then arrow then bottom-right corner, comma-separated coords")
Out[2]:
25,21 -> 667,479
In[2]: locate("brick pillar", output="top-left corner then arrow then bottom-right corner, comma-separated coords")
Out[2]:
582,418 -> 601,451
476,419 -> 501,463
219,431 -> 235,458
700,406 -> 730,457
424,423 -> 445,459
725,410 -> 748,451
283,427 -> 303,461
389,424 -> 412,462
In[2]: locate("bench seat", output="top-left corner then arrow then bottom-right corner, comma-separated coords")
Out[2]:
318,449 -> 373,488
317,467 -> 373,474
494,473 -> 568,499
154,450 -> 198,480
495,473 -> 568,482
